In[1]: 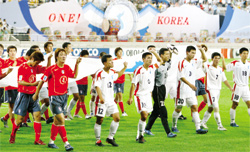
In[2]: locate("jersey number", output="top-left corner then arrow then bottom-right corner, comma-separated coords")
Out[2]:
98,108 -> 103,114
234,95 -> 239,100
242,71 -> 247,76
212,97 -> 215,102
178,99 -> 184,104
189,71 -> 192,76
216,75 -> 218,79
141,102 -> 146,108
160,101 -> 165,107
107,82 -> 112,88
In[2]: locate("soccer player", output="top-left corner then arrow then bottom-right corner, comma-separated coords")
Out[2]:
113,47 -> 131,116
200,52 -> 233,130
127,45 -> 163,143
226,47 -> 250,127
171,45 -> 208,134
144,48 -> 176,138
94,54 -> 127,146
74,50 -> 90,119
9,51 -> 47,144
33,48 -> 81,151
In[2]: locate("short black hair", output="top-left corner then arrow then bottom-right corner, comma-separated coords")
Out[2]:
80,50 -> 89,57
147,45 -> 155,50
7,45 -> 17,53
62,42 -> 71,49
159,48 -> 169,56
239,47 -> 249,54
0,44 -> 3,49
101,54 -> 112,64
44,41 -> 53,49
30,45 -> 39,50
115,47 -> 122,56
100,52 -> 106,58
30,51 -> 44,62
186,45 -> 196,52
211,52 -> 221,59
26,48 -> 36,56
142,52 -> 152,59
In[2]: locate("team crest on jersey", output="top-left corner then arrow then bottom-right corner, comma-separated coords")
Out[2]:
62,70 -> 64,74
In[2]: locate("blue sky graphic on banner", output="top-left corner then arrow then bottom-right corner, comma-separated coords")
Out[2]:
217,5 -> 234,37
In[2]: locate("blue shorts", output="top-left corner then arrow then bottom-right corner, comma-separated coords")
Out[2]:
195,80 -> 206,96
13,93 -> 41,116
77,84 -> 88,96
49,94 -> 68,115
0,88 -> 4,103
114,83 -> 124,93
6,89 -> 18,104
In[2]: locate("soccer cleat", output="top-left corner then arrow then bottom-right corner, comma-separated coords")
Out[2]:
196,129 -> 208,134
9,134 -> 15,144
95,140 -> 105,146
67,113 -> 73,120
34,140 -> 46,145
200,123 -> 208,129
121,112 -> 128,116
138,135 -> 146,143
172,127 -> 180,133
230,123 -> 239,127
178,115 -> 187,120
85,114 -> 91,119
27,118 -> 32,123
218,126 -> 227,131
1,117 -> 8,128
20,123 -> 30,127
144,129 -> 154,136
167,132 -> 177,138
106,138 -> 118,147
65,144 -> 74,151
73,115 -> 82,118
40,116 -> 46,121
46,117 -> 54,124
48,143 -> 59,149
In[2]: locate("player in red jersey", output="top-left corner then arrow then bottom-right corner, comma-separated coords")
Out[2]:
33,48 -> 81,151
9,51 -> 47,144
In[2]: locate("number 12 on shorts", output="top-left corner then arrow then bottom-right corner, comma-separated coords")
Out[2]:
98,108 -> 103,114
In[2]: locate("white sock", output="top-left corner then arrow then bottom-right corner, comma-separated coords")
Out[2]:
40,103 -> 48,115
89,100 -> 93,113
136,123 -> 139,139
138,119 -> 146,136
67,99 -> 77,114
214,112 -> 222,127
49,139 -> 54,144
94,123 -> 101,140
192,112 -> 201,130
248,108 -> 250,116
201,111 -> 211,124
179,111 -> 182,117
64,141 -> 69,147
172,111 -> 179,128
108,121 -> 119,139
230,108 -> 236,123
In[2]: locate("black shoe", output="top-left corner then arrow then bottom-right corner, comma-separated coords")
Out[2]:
138,135 -> 145,143
21,123 -> 30,127
106,138 -> 118,147
41,117 -> 46,121
46,117 -> 54,124
95,140 -> 105,146
27,118 -> 32,123
178,115 -> 187,120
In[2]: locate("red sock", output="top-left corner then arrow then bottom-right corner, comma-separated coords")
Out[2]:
118,102 -> 125,113
23,112 -> 29,123
50,124 -> 58,141
114,100 -> 117,104
74,101 -> 81,115
11,118 -> 15,125
58,126 -> 68,142
34,122 -> 42,142
80,102 -> 87,115
44,109 -> 49,120
11,120 -> 19,136
3,113 -> 9,121
198,101 -> 207,113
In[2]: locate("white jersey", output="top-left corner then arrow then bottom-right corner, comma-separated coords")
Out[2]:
203,64 -> 227,90
132,63 -> 159,96
94,68 -> 118,105
226,60 -> 250,86
177,58 -> 202,98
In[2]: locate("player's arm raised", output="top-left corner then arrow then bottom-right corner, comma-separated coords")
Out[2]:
73,57 -> 82,78
197,45 -> 207,63
149,48 -> 163,65
117,61 -> 128,78
127,83 -> 135,105
180,77 -> 197,91
221,55 -> 227,71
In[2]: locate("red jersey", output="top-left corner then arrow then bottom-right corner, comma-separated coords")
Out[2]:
18,63 -> 46,94
76,76 -> 88,85
5,58 -> 23,90
113,58 -> 125,84
17,56 -> 27,64
0,58 -> 5,75
41,64 -> 75,96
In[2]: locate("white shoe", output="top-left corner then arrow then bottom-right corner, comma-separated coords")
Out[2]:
200,123 -> 208,129
121,112 -> 128,116
65,116 -> 71,121
85,114 -> 91,119
67,113 -> 73,120
73,115 -> 82,118
218,126 -> 227,131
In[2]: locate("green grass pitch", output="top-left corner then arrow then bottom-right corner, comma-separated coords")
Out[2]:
0,59 -> 249,151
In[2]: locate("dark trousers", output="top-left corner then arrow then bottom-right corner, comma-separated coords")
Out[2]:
145,85 -> 171,134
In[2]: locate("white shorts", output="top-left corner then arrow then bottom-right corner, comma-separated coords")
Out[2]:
231,84 -> 250,102
165,83 -> 177,99
175,96 -> 197,107
206,89 -> 220,108
67,81 -> 78,95
134,94 -> 153,113
39,87 -> 49,101
95,102 -> 119,118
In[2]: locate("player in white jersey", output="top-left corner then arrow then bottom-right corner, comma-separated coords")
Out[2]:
225,47 -> 250,127
94,54 -> 127,146
172,45 -> 208,134
200,52 -> 233,131
127,45 -> 163,143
